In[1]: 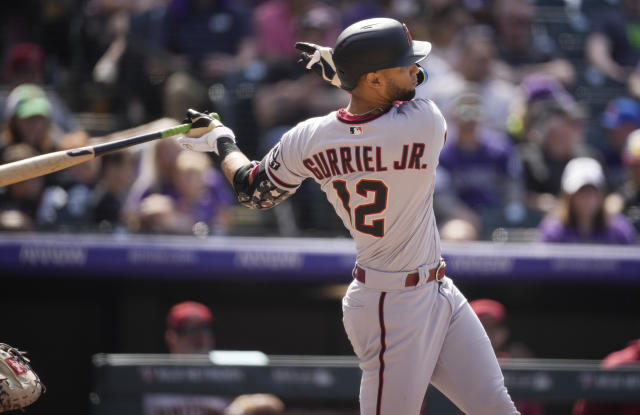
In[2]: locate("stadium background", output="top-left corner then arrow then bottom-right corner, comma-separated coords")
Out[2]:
1,0 -> 640,414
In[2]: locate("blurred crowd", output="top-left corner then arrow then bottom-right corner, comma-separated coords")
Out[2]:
2,0 -> 640,243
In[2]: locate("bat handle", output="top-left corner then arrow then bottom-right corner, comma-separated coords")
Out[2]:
161,123 -> 192,139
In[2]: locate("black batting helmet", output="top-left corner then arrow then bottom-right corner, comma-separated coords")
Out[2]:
332,18 -> 432,91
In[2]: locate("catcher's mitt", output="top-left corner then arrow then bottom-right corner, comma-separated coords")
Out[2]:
0,344 -> 45,412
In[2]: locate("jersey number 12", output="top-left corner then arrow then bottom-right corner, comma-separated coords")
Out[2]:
332,179 -> 388,237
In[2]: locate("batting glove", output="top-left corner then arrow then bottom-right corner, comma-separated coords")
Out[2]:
295,42 -> 342,89
177,109 -> 236,155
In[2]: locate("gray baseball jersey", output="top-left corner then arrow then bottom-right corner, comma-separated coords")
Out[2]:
261,94 -> 518,415
264,98 -> 446,272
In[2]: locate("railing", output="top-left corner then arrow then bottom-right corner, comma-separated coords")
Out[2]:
1,233 -> 639,283
91,353 -> 640,415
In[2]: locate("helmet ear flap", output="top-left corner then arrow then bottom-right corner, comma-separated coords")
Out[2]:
416,65 -> 428,86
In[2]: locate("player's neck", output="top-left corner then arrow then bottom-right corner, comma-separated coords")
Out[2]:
345,96 -> 391,117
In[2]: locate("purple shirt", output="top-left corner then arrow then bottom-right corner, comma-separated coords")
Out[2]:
438,129 -> 521,209
538,214 -> 637,244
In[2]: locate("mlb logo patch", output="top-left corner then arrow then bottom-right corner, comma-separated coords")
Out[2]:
350,126 -> 363,135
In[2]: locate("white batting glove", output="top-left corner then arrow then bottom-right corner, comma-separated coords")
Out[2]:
177,109 -> 236,155
295,42 -> 342,89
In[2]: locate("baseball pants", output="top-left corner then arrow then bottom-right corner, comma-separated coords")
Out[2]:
342,276 -> 519,415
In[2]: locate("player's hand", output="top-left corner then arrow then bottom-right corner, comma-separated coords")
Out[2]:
295,42 -> 342,89
177,109 -> 236,155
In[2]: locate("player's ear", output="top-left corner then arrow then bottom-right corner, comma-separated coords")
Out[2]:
364,72 -> 383,89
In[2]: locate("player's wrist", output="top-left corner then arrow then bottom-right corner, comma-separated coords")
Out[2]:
217,136 -> 241,160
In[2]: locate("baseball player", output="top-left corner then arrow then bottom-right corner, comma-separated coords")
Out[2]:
178,18 -> 519,415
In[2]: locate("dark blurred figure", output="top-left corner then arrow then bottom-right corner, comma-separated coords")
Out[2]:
162,0 -> 256,120
133,193 -> 178,233
435,92 -> 524,240
470,299 -> 532,359
37,132 -> 100,231
600,97 -> 640,189
223,394 -> 285,415
252,5 -> 348,236
1,84 -> 59,156
537,157 -> 636,244
470,299 -> 545,415
572,339 -> 640,415
125,137 -> 182,211
612,129 -> 640,233
518,100 -> 597,222
586,0 -> 640,84
165,300 -> 214,354
425,26 -> 520,134
0,144 -> 46,230
167,150 -> 234,235
141,300 -> 225,414
92,150 -> 138,232
419,3 -> 472,83
493,0 -> 574,86
252,0 -> 340,63
1,43 -> 79,132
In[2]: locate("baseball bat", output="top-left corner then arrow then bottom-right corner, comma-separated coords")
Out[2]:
0,122 -> 191,187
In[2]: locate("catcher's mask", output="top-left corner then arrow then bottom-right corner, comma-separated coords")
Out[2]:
332,18 -> 432,91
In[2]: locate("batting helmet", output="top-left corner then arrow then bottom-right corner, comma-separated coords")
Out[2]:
332,18 -> 432,91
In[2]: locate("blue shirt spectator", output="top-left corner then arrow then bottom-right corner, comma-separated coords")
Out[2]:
600,97 -> 640,189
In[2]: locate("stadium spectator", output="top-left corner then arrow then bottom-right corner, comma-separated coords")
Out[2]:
419,3 -> 472,83
337,0 -> 388,28
612,129 -> 640,233
252,0 -> 340,63
0,144 -> 46,230
599,97 -> 640,189
134,193 -> 182,233
37,131 -> 101,231
165,300 -> 215,354
124,136 -> 181,219
92,150 -> 138,232
1,84 -> 59,157
253,9 -> 349,151
223,394 -> 285,415
538,157 -> 636,244
518,101 -> 596,221
252,7 -> 348,235
424,25 -> 521,134
142,302 -> 224,414
572,339 -> 640,415
469,298 -> 533,359
161,0 -> 256,120
435,91 -> 525,239
514,74 -> 579,142
470,299 -> 545,415
585,0 -> 640,84
169,150 -> 234,235
1,42 -> 79,132
492,0 -> 575,86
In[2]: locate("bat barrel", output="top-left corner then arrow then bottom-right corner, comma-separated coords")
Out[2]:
0,147 -> 95,187
0,122 -> 191,187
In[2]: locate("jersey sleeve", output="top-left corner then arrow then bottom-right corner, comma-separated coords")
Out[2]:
263,123 -> 311,191
429,100 -> 448,150
405,98 -> 447,151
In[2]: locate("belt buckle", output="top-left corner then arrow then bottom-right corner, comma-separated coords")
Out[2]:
435,258 -> 446,283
